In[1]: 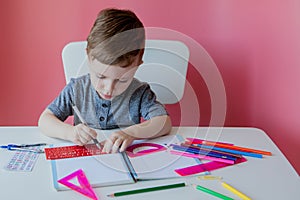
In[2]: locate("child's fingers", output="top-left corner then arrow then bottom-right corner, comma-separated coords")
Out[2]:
119,139 -> 132,152
78,133 -> 92,144
100,140 -> 106,147
111,138 -> 123,153
73,138 -> 84,146
102,139 -> 114,153
78,124 -> 98,138
73,126 -> 85,145
76,126 -> 92,142
74,124 -> 98,145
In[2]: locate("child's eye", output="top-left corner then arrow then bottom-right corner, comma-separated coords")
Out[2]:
118,79 -> 128,83
96,75 -> 105,79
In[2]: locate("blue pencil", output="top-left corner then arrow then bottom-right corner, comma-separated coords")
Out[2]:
193,144 -> 263,158
171,144 -> 237,161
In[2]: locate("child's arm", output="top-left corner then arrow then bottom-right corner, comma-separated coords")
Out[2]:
38,109 -> 98,145
101,115 -> 171,153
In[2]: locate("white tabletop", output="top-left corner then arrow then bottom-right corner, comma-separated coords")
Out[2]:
0,126 -> 299,200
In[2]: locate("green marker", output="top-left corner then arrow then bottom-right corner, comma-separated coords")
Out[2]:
192,184 -> 234,200
107,182 -> 186,197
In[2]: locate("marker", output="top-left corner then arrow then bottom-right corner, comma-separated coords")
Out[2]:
0,146 -> 44,153
192,184 -> 234,200
72,103 -> 101,149
107,182 -> 186,197
0,143 -> 46,153
221,181 -> 251,200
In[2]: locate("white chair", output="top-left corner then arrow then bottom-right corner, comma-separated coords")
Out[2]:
62,40 -> 189,104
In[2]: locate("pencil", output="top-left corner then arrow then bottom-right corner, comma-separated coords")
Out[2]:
202,141 -> 272,156
186,138 -> 234,146
72,103 -> 102,149
107,182 -> 186,197
221,181 -> 251,200
172,144 -> 238,161
192,184 -> 234,200
183,143 -> 243,158
193,144 -> 263,158
170,150 -> 235,164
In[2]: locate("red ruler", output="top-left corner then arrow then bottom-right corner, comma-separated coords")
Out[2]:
45,144 -> 105,160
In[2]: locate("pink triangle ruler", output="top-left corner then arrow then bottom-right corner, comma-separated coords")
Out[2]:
174,157 -> 247,176
58,169 -> 98,200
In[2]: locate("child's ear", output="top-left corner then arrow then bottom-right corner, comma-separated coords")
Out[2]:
139,48 -> 144,57
139,60 -> 144,66
138,49 -> 144,65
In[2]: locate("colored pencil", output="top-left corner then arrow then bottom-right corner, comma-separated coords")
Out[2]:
182,143 -> 243,158
171,144 -> 237,161
186,138 -> 234,146
197,175 -> 223,180
170,150 -> 235,164
107,182 -> 186,197
171,144 -> 236,159
221,181 -> 251,200
193,144 -> 263,158
192,184 -> 234,200
202,141 -> 272,156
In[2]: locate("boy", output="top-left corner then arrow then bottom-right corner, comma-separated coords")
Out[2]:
38,8 -> 171,153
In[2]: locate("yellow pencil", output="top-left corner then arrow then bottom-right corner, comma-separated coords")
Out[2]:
198,175 -> 223,180
221,182 -> 251,200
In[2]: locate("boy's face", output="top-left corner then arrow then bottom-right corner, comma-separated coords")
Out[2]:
88,56 -> 142,100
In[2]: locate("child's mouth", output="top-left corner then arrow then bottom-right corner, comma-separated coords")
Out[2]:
102,94 -> 112,99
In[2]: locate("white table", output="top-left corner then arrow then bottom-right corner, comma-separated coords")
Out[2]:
0,126 -> 299,200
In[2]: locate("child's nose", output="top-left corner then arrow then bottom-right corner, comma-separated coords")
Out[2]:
103,80 -> 115,94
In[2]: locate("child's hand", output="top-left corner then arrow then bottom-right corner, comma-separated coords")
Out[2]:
101,130 -> 135,153
71,123 -> 98,145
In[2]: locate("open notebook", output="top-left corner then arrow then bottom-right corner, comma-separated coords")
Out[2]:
47,135 -> 205,191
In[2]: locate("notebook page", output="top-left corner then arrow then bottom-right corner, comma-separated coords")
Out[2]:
50,147 -> 134,190
127,135 -> 205,180
130,150 -> 202,180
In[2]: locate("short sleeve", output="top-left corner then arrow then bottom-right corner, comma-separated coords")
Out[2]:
139,85 -> 168,120
47,81 -> 74,121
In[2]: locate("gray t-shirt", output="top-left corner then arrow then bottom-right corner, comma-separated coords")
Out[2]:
48,74 -> 168,130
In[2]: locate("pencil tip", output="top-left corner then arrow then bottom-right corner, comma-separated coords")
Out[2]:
107,194 -> 114,197
96,143 -> 102,150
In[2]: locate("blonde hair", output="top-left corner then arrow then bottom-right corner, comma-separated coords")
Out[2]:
87,8 -> 145,67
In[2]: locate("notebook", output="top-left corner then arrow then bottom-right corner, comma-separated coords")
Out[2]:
47,135 -> 205,191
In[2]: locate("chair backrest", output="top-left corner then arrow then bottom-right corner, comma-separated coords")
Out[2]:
62,40 -> 189,104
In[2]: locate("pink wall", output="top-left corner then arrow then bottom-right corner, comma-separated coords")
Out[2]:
0,0 -> 299,174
